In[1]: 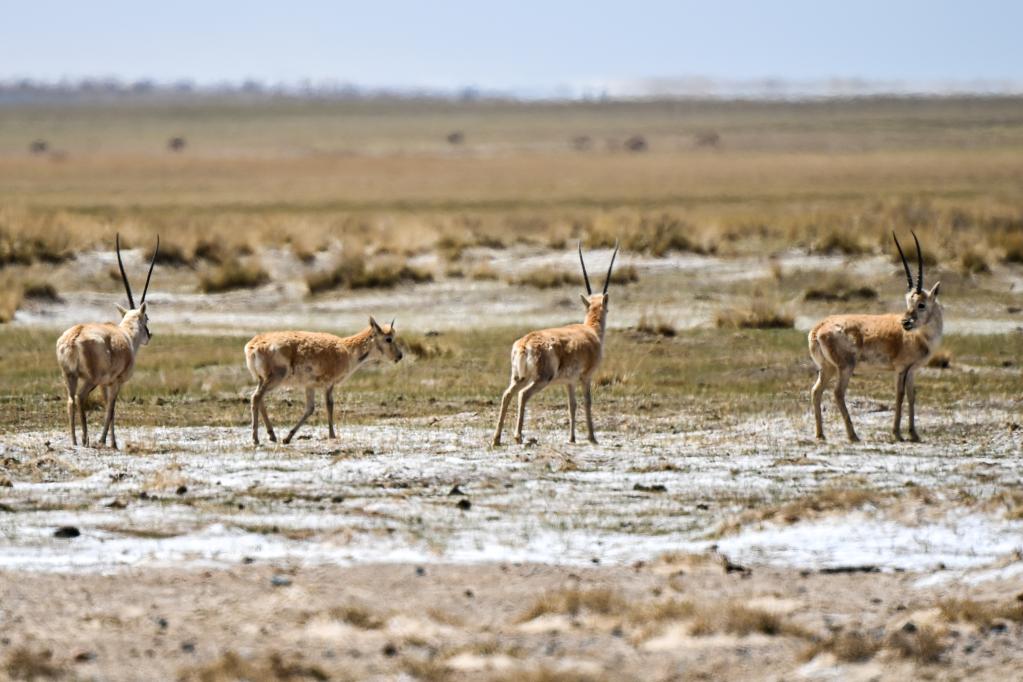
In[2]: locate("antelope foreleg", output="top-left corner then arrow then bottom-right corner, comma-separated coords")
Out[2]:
283,387 -> 316,444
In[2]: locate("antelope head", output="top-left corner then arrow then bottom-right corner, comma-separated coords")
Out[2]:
577,241 -> 619,324
114,233 -> 160,345
369,316 -> 403,363
893,231 -> 941,332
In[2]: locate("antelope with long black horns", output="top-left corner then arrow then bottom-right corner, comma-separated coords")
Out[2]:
808,231 -> 943,442
56,233 -> 160,448
492,241 -> 619,446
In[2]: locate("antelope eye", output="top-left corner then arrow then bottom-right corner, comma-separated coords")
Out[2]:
917,303 -> 926,309
385,337 -> 392,343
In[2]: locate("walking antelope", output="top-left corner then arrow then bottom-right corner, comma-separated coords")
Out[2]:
244,318 -> 403,445
56,234 -> 159,448
492,242 -> 618,446
808,232 -> 943,442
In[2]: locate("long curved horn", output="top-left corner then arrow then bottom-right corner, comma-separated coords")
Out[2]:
115,233 -> 136,309
911,230 -> 923,292
389,317 -> 395,330
602,240 -> 619,295
578,241 -> 592,295
140,235 -> 159,304
892,231 -> 914,291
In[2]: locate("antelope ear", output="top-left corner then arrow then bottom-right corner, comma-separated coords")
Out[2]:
580,293 -> 591,307
928,281 -> 941,298
139,301 -> 148,314
116,304 -> 129,317
368,316 -> 381,332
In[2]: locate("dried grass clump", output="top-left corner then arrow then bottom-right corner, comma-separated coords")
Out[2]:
0,283 -> 22,323
177,651 -> 328,682
959,248 -> 991,275
938,597 -> 1023,630
604,214 -> 711,257
330,604 -> 386,629
885,624 -> 946,664
307,256 -> 433,294
508,268 -> 579,289
402,336 -> 449,360
468,264 -> 499,281
810,227 -> 871,256
22,282 -> 60,302
716,300 -> 794,330
199,258 -> 270,293
4,647 -> 63,680
636,314 -> 676,337
803,275 -> 877,302
996,232 -> 1023,264
626,599 -> 696,624
608,264 -> 639,285
517,587 -> 624,622
802,630 -> 883,663
690,603 -> 809,638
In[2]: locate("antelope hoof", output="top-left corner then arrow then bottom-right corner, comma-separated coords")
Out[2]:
282,436 -> 293,445
588,436 -> 598,445
815,434 -> 826,442
513,435 -> 523,445
909,431 -> 921,443
848,434 -> 860,443
893,431 -> 904,442
491,437 -> 502,447
267,433 -> 277,443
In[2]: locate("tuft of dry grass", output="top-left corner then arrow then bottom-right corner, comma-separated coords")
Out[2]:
938,597 -> 1023,630
4,647 -> 63,680
402,336 -> 449,360
716,299 -> 794,330
468,263 -> 499,281
626,599 -> 696,624
330,604 -> 386,630
307,256 -> 433,294
885,624 -> 946,664
198,258 -> 270,293
507,267 -> 579,289
608,264 -> 639,285
810,227 -> 871,256
997,232 -> 1023,264
0,283 -> 21,323
717,485 -> 886,536
177,651 -> 328,682
491,668 -> 607,682
635,314 -> 676,337
959,248 -> 991,275
517,587 -> 624,622
802,630 -> 882,663
803,275 -> 877,302
690,603 -> 810,638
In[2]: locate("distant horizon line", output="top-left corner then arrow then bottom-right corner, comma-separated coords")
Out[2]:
3,75 -> 1023,103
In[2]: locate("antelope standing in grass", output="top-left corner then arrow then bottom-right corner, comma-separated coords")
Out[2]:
245,317 -> 403,445
56,234 -> 159,448
809,232 -> 943,442
492,242 -> 618,446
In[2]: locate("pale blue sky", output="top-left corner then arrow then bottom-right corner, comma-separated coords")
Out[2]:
2,1 -> 1020,90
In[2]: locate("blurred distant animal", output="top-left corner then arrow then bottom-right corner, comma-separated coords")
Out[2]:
694,131 -> 721,148
808,232 -> 943,442
56,234 -> 160,448
245,318 -> 404,445
492,242 -> 619,446
29,139 -> 48,155
624,135 -> 647,152
446,131 -> 464,145
571,135 -> 593,151
167,136 -> 186,152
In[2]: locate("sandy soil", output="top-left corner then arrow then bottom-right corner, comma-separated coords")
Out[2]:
2,560 -> 1022,681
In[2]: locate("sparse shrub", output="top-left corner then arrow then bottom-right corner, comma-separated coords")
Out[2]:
147,240 -> 190,267
1001,233 -> 1023,264
636,314 -> 676,337
517,588 -> 624,622
22,282 -> 60,302
609,264 -> 639,285
803,630 -> 882,663
938,597 -> 1023,630
193,238 -> 228,265
716,300 -> 794,330
402,336 -> 449,360
330,604 -> 386,629
885,624 -> 945,664
508,267 -> 579,289
609,214 -> 710,257
959,248 -> 991,275
624,135 -> 647,152
307,255 -> 433,294
5,647 -> 63,680
198,258 -> 270,293
690,603 -> 808,638
803,276 -> 878,302
811,227 -> 870,256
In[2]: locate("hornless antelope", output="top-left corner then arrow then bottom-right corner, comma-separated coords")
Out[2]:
492,242 -> 618,446
56,234 -> 159,448
809,232 -> 943,442
244,317 -> 403,445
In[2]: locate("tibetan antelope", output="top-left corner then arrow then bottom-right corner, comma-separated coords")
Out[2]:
492,242 -> 618,446
56,234 -> 159,448
245,317 -> 403,445
809,232 -> 943,442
